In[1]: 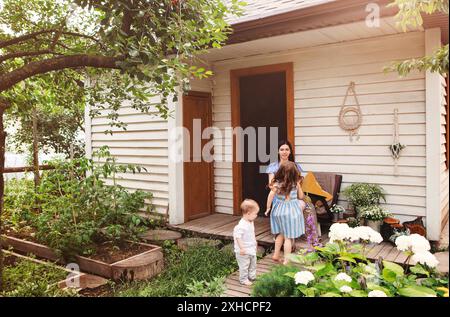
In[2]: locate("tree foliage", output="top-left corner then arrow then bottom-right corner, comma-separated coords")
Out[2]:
0,0 -> 245,117
386,0 -> 449,75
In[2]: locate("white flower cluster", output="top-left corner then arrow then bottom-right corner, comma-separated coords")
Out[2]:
368,290 -> 387,297
329,223 -> 383,244
339,285 -> 352,293
334,272 -> 352,282
294,271 -> 315,285
330,204 -> 346,214
395,234 -> 439,268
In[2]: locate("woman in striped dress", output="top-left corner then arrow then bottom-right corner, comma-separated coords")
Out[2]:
265,161 -> 306,265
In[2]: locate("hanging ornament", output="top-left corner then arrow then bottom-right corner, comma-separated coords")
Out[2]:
389,108 -> 406,176
339,81 -> 363,141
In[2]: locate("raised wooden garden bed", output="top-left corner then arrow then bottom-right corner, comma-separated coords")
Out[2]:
1,235 -> 164,281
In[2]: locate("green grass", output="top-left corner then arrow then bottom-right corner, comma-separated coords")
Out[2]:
2,255 -> 75,297
114,244 -> 237,297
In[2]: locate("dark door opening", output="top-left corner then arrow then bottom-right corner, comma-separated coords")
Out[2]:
240,72 -> 287,216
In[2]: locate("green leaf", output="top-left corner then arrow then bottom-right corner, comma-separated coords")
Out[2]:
321,292 -> 342,297
350,290 -> 367,297
382,261 -> 404,277
316,263 -> 335,277
284,272 -> 296,279
398,285 -> 437,297
410,264 -> 430,277
338,256 -> 356,263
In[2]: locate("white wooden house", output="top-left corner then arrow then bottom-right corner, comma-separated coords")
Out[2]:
85,0 -> 449,241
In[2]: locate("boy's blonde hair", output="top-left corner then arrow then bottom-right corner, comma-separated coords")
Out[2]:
240,199 -> 259,215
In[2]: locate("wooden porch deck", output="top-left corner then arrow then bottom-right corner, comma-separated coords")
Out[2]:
171,213 -> 275,245
171,213 -> 409,297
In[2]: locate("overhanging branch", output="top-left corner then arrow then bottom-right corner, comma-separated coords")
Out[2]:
0,54 -> 123,92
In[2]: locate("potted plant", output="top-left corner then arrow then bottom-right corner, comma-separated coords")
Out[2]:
358,205 -> 391,232
342,183 -> 386,214
330,204 -> 346,222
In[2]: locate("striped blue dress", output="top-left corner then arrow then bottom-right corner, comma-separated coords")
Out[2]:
270,187 -> 305,239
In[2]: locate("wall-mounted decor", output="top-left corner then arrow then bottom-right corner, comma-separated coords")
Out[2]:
339,81 -> 362,141
389,108 -> 405,176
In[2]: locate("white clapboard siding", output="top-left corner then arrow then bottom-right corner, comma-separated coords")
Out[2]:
90,100 -> 170,214
440,75 -> 449,228
211,31 -> 427,218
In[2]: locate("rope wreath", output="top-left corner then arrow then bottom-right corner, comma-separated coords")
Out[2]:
339,82 -> 362,141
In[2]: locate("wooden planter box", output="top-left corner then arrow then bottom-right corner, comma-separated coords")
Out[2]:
1,235 -> 164,281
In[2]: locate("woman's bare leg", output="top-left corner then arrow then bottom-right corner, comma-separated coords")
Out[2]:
273,234 -> 284,261
283,238 -> 292,265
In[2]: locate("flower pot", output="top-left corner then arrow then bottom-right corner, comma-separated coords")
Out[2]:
332,213 -> 339,222
366,220 -> 382,232
338,212 -> 344,219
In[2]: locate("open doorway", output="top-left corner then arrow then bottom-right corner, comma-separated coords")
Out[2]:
231,63 -> 294,216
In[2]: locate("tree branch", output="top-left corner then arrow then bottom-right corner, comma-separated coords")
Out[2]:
0,30 -> 56,49
0,54 -> 124,92
0,50 -> 61,63
0,29 -> 102,50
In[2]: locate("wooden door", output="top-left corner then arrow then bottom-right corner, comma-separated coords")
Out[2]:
183,92 -> 214,221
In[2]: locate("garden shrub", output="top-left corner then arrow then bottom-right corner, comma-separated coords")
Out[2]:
28,146 -> 152,259
342,183 -> 386,208
2,178 -> 35,230
115,244 -> 237,297
186,276 -> 226,297
252,265 -> 300,297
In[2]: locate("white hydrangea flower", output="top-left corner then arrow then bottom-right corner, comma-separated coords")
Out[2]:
294,271 -> 315,285
335,273 -> 352,282
352,226 -> 371,241
368,230 -> 383,244
329,223 -> 352,242
395,235 -> 412,251
368,290 -> 387,297
409,234 -> 431,253
339,285 -> 352,293
410,251 -> 439,268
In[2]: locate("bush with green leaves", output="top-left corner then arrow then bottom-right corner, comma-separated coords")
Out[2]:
115,244 -> 237,297
186,276 -> 226,297
342,183 -> 386,209
2,178 -> 36,231
32,146 -> 152,259
252,265 -> 300,297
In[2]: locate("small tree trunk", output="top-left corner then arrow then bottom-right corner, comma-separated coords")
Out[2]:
0,100 -> 9,291
32,107 -> 40,188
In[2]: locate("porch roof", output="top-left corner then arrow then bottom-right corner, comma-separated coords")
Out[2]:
225,0 -> 448,45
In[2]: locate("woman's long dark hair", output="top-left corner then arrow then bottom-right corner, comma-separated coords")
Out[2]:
277,140 -> 295,162
270,161 -> 301,195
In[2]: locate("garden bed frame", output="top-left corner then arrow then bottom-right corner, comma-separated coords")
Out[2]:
1,235 -> 164,281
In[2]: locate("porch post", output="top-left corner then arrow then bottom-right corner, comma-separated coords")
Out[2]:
425,28 -> 442,241
168,89 -> 185,225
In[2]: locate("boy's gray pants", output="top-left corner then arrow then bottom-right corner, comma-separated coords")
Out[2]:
236,254 -> 257,283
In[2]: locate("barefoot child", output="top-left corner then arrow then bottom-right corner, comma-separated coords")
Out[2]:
233,199 -> 259,286
265,161 -> 306,265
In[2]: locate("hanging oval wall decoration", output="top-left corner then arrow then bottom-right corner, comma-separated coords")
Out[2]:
339,81 -> 363,141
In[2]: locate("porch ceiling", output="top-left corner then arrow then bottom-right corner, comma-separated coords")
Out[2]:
200,16 -> 423,63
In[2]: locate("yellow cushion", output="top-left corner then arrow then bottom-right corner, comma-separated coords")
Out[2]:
301,172 -> 333,201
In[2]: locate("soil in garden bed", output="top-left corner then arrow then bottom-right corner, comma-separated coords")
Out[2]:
3,226 -> 40,244
87,241 -> 153,264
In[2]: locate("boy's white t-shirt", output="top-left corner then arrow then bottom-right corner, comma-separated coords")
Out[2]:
233,218 -> 257,256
